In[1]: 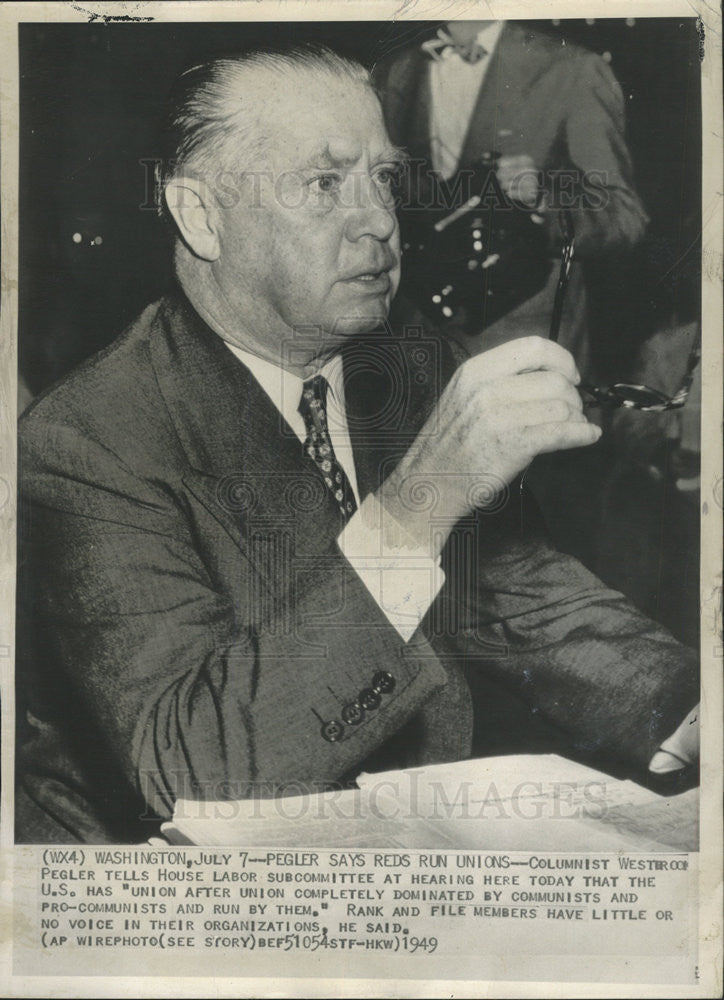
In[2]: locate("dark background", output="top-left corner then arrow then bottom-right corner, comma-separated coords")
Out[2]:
17,18 -> 703,647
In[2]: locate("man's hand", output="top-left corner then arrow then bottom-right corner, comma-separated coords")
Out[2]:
649,704 -> 699,773
379,337 -> 601,557
496,154 -> 541,209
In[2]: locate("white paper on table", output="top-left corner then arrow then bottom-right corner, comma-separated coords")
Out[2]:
161,754 -> 697,851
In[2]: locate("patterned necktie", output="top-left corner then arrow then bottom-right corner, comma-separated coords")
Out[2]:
298,375 -> 358,522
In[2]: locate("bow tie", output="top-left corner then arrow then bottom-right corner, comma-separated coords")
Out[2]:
421,35 -> 488,64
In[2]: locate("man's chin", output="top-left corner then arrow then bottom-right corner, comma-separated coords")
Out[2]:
332,280 -> 397,335
333,314 -> 390,338
322,296 -> 393,339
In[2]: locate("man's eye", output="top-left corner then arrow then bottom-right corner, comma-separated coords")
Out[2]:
374,165 -> 403,188
310,174 -> 340,194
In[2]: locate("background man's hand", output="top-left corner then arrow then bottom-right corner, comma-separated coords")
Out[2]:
379,337 -> 601,556
496,153 -> 541,208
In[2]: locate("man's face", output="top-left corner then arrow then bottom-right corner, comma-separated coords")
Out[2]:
211,70 -> 402,368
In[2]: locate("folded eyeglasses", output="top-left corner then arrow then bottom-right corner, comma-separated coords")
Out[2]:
550,209 -> 700,412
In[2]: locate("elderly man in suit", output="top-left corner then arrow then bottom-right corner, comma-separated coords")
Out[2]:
374,20 -> 649,370
16,46 -> 697,844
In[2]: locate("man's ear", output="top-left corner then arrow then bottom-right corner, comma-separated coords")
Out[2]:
164,175 -> 220,261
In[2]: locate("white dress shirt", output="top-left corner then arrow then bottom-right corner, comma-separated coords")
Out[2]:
428,21 -> 505,179
225,343 -> 444,643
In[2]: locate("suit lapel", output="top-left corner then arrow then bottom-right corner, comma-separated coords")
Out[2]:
407,52 -> 434,166
457,31 -> 507,165
459,23 -> 558,165
384,48 -> 434,165
343,337 -> 402,502
344,330 -> 454,501
150,293 -> 343,557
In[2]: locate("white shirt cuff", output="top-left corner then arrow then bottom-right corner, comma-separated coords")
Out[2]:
337,493 -> 445,642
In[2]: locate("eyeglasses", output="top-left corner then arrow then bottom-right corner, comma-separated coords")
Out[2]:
549,210 -> 701,411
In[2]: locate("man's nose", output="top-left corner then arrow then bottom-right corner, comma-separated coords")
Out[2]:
345,173 -> 397,243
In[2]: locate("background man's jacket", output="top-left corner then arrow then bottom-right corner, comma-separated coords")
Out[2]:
374,22 -> 649,363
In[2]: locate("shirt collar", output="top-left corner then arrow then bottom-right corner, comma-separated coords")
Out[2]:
224,342 -> 347,432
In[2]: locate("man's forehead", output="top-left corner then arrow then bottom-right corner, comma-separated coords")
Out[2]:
304,137 -> 384,168
255,70 -> 389,164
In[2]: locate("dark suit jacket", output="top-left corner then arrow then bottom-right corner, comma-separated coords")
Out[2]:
375,23 -> 649,357
16,291 -> 698,843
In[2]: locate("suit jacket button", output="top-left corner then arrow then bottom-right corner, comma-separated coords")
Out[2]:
359,688 -> 381,711
321,720 -> 344,742
372,670 -> 396,694
341,701 -> 364,726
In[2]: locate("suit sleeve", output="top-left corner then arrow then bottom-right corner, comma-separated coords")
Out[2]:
20,418 -> 449,820
440,489 -> 699,773
555,53 -> 649,257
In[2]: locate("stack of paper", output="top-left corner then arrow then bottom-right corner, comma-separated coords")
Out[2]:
161,754 -> 698,851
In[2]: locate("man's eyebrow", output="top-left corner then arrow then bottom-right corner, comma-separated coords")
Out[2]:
375,146 -> 409,166
302,145 -> 357,170
303,145 -> 409,169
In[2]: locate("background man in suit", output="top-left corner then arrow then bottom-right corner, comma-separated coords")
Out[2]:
17,47 -> 697,844
374,20 -> 649,372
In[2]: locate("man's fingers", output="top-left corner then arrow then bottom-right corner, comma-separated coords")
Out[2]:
497,154 -> 536,173
496,156 -> 539,200
499,371 -> 584,412
493,397 -> 586,431
525,420 -> 602,458
468,336 -> 580,385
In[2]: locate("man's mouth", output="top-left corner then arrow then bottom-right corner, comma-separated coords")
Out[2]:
344,265 -> 395,291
